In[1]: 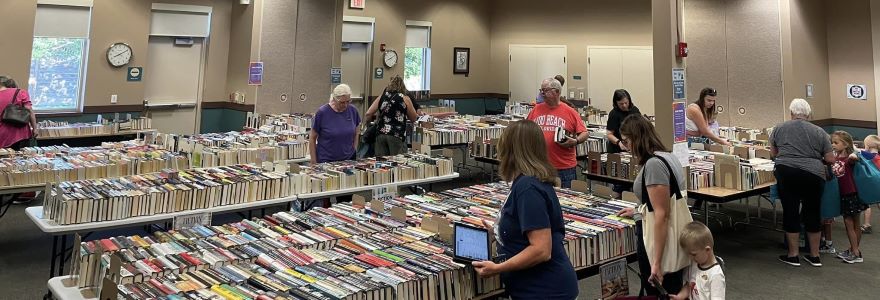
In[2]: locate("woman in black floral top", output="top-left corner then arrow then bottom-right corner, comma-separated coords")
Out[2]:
366,75 -> 419,156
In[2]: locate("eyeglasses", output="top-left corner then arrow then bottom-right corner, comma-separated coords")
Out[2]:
539,88 -> 557,94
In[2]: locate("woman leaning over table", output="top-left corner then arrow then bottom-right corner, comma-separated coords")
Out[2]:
0,76 -> 38,150
471,120 -> 578,300
686,87 -> 730,146
615,114 -> 687,296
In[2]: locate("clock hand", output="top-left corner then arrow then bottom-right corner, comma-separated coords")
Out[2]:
113,51 -> 127,58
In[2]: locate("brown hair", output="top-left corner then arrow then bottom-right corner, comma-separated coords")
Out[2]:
696,87 -> 718,122
554,75 -> 566,87
679,221 -> 714,250
497,120 -> 557,183
832,131 -> 855,155
387,75 -> 408,94
620,114 -> 667,165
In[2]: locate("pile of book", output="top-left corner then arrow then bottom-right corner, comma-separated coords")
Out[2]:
0,145 -> 189,188
155,131 -> 310,168
420,106 -> 456,115
469,138 -> 498,161
586,152 -> 639,180
42,154 -> 454,225
412,116 -> 507,147
37,120 -> 118,138
248,113 -> 314,133
117,117 -> 153,131
718,127 -> 770,142
687,150 -> 775,191
504,103 -> 533,117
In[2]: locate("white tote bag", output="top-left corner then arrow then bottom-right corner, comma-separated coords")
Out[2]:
638,155 -> 692,274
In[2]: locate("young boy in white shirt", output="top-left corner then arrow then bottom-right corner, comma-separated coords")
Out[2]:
671,222 -> 726,300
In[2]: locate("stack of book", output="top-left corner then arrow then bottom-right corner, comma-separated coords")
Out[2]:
117,117 -> 153,131
687,150 -> 775,191
247,113 -> 314,133
37,120 -> 118,138
297,154 -> 454,194
718,126 -> 771,142
585,152 -> 639,180
419,106 -> 456,115
504,103 -> 533,118
156,131 -> 310,168
412,116 -> 507,147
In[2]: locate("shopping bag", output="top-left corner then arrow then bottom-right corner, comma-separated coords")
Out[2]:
820,177 -> 841,219
854,155 -> 880,204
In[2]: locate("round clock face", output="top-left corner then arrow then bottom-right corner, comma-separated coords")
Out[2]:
107,43 -> 132,67
383,50 -> 398,68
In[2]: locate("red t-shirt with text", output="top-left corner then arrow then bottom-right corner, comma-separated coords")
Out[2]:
527,103 -> 587,169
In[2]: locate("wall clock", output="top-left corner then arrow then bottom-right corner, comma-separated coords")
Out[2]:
107,43 -> 133,68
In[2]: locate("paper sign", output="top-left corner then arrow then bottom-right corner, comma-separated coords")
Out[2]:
330,67 -> 342,84
592,184 -> 614,198
353,194 -> 366,206
370,200 -> 385,213
600,258 -> 629,300
571,180 -> 589,193
673,102 -> 687,143
391,207 -> 407,221
174,212 -> 212,230
672,68 -> 686,100
622,192 -> 639,203
847,84 -> 867,100
249,62 -> 264,85
673,142 -> 690,167
373,185 -> 397,202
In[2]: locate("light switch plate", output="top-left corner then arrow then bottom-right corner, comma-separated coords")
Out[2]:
110,94 -> 118,104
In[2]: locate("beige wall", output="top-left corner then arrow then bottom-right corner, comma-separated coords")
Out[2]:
782,0 -> 831,120
343,0 -> 492,97
488,0 -> 653,95
0,0 -> 37,87
225,0 -> 260,105
827,0 -> 877,122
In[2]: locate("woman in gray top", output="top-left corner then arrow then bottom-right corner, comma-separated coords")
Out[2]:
615,114 -> 686,296
771,99 -> 836,267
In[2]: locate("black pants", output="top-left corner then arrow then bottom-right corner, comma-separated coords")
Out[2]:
775,165 -> 825,233
635,221 -> 683,296
9,138 -> 31,151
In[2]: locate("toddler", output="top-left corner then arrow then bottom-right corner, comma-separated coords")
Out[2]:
672,222 -> 725,300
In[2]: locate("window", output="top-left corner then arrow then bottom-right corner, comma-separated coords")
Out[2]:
404,23 -> 431,91
29,3 -> 92,112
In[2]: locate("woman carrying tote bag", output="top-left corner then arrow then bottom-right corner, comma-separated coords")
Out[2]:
0,76 -> 38,150
615,114 -> 692,296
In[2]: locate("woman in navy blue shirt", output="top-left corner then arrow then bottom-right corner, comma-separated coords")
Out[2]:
472,120 -> 579,299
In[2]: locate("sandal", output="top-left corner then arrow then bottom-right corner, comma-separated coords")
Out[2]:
861,224 -> 873,234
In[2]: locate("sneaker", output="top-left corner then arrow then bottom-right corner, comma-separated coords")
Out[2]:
843,253 -> 864,264
778,255 -> 800,267
837,249 -> 852,260
819,244 -> 837,254
862,225 -> 873,234
802,255 -> 822,267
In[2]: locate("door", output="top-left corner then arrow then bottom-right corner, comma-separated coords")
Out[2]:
588,47 -> 654,116
509,45 -> 566,103
144,36 -> 205,135
588,48 -> 623,113
341,42 -> 369,102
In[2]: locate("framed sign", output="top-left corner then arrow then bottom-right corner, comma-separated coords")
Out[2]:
350,0 -> 365,9
847,84 -> 867,100
453,47 -> 470,74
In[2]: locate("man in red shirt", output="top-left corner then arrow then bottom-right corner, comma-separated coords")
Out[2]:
527,78 -> 588,188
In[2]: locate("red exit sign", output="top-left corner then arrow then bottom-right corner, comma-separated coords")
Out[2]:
350,0 -> 365,9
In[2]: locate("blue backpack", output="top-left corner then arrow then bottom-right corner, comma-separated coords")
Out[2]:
854,155 -> 880,204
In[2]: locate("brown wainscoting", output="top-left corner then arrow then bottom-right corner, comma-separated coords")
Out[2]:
812,118 -> 877,129
201,102 -> 255,112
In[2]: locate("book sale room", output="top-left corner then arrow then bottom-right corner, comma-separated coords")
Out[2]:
4,0 -> 880,299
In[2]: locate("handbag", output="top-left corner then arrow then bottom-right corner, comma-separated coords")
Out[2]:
820,175 -> 841,219
854,154 -> 880,204
638,155 -> 693,275
1,89 -> 29,127
362,122 -> 379,144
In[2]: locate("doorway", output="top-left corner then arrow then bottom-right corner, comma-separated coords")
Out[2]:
143,36 -> 206,135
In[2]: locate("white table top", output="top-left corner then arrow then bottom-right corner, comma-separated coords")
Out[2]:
48,276 -> 94,300
26,172 -> 458,235
297,172 -> 460,199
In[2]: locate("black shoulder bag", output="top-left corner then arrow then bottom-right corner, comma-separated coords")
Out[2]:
2,89 -> 30,127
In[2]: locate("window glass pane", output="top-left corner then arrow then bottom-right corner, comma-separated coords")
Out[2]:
405,47 -> 425,91
28,37 -> 86,111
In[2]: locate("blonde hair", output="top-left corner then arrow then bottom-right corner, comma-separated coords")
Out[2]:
832,131 -> 855,155
330,84 -> 352,102
679,221 -> 714,251
865,135 -> 880,151
497,120 -> 557,183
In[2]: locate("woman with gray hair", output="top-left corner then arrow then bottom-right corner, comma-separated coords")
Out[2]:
771,98 -> 836,267
309,84 -> 361,166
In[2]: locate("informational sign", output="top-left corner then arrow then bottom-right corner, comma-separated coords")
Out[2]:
350,0 -> 365,9
374,67 -> 384,79
173,212 -> 212,230
330,67 -> 342,84
847,84 -> 867,100
600,258 -> 629,300
127,67 -> 143,81
673,142 -> 690,167
673,101 -> 687,143
248,62 -> 264,85
373,185 -> 397,202
672,68 -> 686,100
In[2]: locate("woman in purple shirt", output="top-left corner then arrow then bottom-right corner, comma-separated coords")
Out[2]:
309,84 -> 361,165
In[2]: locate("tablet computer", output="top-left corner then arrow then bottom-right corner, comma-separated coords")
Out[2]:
453,222 -> 491,263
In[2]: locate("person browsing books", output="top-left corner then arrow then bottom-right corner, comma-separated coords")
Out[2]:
686,88 -> 730,146
365,76 -> 419,156
771,99 -> 835,267
615,114 -> 688,296
526,78 -> 588,188
605,89 -> 641,198
671,222 -> 726,300
310,84 -> 360,165
0,76 -> 38,150
471,120 -> 578,300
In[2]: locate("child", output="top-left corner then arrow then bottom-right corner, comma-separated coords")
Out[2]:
859,135 -> 880,234
671,222 -> 725,300
831,131 -> 867,263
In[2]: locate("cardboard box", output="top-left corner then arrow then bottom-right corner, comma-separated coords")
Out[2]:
713,154 -> 742,190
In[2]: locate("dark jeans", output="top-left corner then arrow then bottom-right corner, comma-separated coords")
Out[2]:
558,167 -> 577,189
775,165 -> 824,233
375,134 -> 406,156
636,221 -> 684,296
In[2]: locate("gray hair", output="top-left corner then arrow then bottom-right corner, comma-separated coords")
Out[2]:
542,78 -> 562,92
789,98 -> 812,118
330,84 -> 352,102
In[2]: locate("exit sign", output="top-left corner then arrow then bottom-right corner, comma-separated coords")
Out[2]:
350,0 -> 365,9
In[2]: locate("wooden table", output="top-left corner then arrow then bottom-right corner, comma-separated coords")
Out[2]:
688,183 -> 776,228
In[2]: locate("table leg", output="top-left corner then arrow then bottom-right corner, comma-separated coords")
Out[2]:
49,235 -> 58,279
58,234 -> 67,276
704,201 -> 709,225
